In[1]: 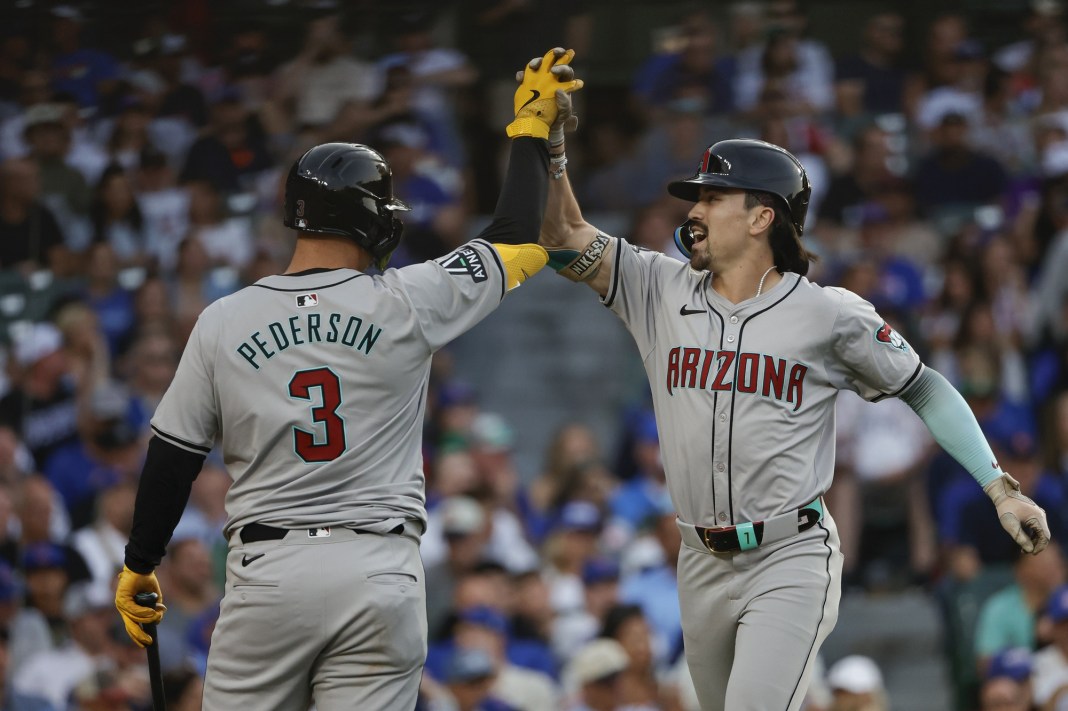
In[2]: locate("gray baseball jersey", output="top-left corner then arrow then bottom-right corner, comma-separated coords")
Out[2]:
604,238 -> 921,526
150,239 -> 509,539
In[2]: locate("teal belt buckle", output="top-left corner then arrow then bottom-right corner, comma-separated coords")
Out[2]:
736,521 -> 758,551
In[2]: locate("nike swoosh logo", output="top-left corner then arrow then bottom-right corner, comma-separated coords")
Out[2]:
241,553 -> 265,567
680,306 -> 707,316
519,89 -> 540,110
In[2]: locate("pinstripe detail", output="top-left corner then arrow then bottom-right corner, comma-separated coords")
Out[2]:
151,426 -> 211,455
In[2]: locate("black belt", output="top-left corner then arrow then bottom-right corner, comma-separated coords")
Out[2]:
694,504 -> 823,553
239,522 -> 405,544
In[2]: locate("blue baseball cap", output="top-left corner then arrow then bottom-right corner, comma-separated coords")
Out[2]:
582,557 -> 620,585
22,542 -> 66,572
558,501 -> 602,532
447,648 -> 496,683
1048,585 -> 1068,623
457,605 -> 509,635
987,647 -> 1032,682
633,411 -> 659,444
0,561 -> 18,602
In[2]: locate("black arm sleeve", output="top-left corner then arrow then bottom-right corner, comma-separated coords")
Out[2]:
123,436 -> 205,573
473,136 -> 550,245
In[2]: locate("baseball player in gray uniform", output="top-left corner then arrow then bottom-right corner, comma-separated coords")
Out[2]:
526,63 -> 1051,711
113,49 -> 582,710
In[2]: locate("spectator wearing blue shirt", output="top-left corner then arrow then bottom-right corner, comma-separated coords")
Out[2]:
610,411 -> 666,532
47,6 -> 120,111
835,12 -> 908,117
631,7 -> 735,122
913,110 -> 1009,217
619,497 -> 682,668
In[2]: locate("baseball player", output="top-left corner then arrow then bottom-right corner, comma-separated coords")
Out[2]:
113,48 -> 582,710
526,57 -> 1050,711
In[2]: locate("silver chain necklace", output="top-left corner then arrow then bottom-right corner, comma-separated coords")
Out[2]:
755,266 -> 776,297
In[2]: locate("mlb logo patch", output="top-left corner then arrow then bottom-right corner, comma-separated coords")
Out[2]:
296,293 -> 318,308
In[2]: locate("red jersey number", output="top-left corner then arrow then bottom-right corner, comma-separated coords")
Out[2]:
288,367 -> 346,462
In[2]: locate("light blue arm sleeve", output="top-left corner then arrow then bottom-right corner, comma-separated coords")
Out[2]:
898,366 -> 1002,488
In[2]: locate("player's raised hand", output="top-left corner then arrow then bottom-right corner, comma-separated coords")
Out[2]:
115,566 -> 167,647
984,472 -> 1051,554
506,47 -> 584,141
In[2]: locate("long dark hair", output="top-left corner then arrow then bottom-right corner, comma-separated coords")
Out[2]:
91,163 -> 143,242
745,190 -> 816,276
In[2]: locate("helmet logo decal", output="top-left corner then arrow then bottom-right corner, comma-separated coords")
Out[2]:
296,199 -> 305,218
436,246 -> 487,282
700,148 -> 729,175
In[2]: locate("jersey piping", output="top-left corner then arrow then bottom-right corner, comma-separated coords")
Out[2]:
252,273 -> 369,292
470,238 -> 508,301
870,361 -> 924,403
725,275 -> 802,523
151,424 -> 211,455
603,237 -> 624,308
699,272 -> 726,522
785,522 -> 834,710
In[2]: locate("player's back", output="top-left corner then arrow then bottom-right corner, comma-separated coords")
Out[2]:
178,268 -> 435,534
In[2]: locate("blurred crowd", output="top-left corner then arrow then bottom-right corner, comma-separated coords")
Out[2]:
3,0 -> 1068,709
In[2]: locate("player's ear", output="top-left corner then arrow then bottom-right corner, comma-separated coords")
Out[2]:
748,204 -> 775,235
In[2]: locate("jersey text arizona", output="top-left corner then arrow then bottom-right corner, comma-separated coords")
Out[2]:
236,312 -> 383,370
665,347 -> 808,411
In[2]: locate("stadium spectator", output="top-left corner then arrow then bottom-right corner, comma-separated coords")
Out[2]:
47,5 -> 121,112
156,536 -> 220,673
974,543 -> 1066,665
13,582 -> 118,710
0,158 -> 66,273
89,166 -> 146,266
0,323 -> 80,469
912,109 -> 1009,217
835,11 -> 907,118
600,604 -> 660,708
630,7 -> 736,121
561,637 -> 630,711
1033,585 -> 1068,707
179,92 -> 271,194
0,625 -> 56,711
826,655 -> 889,711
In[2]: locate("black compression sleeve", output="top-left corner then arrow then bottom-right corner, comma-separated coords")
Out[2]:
474,136 -> 550,245
124,436 -> 205,573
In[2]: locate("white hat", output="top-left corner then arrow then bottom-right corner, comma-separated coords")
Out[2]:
565,638 -> 630,690
827,655 -> 884,694
11,322 -> 63,368
441,496 -> 485,536
915,88 -> 981,131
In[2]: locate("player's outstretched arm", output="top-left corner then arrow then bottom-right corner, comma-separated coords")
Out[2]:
899,366 -> 1050,554
513,51 -> 614,298
473,47 -> 583,291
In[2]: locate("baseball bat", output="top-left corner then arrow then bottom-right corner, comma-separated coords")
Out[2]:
134,591 -> 167,711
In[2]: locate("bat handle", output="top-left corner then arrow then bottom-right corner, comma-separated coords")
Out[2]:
133,591 -> 166,710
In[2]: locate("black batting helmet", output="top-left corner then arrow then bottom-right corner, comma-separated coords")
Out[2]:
283,143 -> 410,265
668,139 -> 811,236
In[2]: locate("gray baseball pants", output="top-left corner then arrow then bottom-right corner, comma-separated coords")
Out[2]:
202,526 -> 427,711
676,514 -> 843,711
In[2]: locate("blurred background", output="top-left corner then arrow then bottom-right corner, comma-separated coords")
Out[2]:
1,0 -> 1068,709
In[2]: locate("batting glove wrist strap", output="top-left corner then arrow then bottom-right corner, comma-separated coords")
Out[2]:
984,472 -> 1051,554
115,566 -> 167,648
546,232 -> 612,281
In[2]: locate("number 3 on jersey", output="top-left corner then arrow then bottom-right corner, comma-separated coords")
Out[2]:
288,367 -> 346,462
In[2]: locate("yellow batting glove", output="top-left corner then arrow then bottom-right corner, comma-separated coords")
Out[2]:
115,566 -> 167,648
506,47 -> 584,140
493,243 -> 548,290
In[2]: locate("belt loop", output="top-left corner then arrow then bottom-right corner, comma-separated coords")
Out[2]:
735,522 -> 758,551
